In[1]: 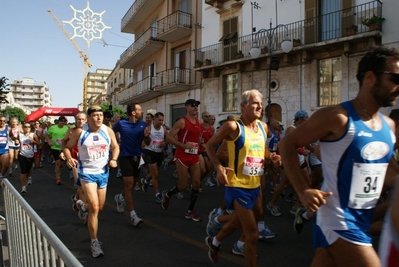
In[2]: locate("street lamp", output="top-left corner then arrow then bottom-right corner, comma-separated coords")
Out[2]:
250,20 -> 293,123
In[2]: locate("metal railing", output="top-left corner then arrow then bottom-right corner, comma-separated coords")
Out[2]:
119,67 -> 191,102
1,179 -> 83,267
157,10 -> 192,33
195,0 -> 382,65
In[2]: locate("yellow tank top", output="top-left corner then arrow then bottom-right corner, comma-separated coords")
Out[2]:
226,119 -> 267,188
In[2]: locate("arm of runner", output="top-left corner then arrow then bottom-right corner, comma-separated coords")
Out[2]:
63,128 -> 81,168
107,127 -> 120,168
205,121 -> 237,186
166,118 -> 191,150
143,125 -> 151,146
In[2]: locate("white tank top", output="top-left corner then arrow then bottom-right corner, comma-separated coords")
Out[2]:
19,133 -> 35,158
77,124 -> 111,174
146,124 -> 165,153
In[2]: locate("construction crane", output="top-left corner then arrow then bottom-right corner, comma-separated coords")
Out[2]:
47,9 -> 92,111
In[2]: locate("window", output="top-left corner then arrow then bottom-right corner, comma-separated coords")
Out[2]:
222,17 -> 238,62
318,57 -> 342,107
223,74 -> 238,112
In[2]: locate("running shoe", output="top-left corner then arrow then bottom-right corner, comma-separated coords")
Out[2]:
149,179 -> 153,187
290,206 -> 299,215
206,208 -> 222,237
71,195 -> 78,212
27,177 -> 33,185
176,192 -> 184,199
7,169 -> 12,177
259,226 -> 277,239
114,194 -> 125,213
205,237 -> 221,263
155,193 -> 163,203
56,178 -> 61,185
91,240 -> 104,258
294,208 -> 308,234
131,215 -> 143,226
205,177 -> 215,187
21,186 -> 27,194
134,182 -> 141,191
76,200 -> 88,221
140,178 -> 148,192
232,241 -> 244,256
285,194 -> 297,203
266,202 -> 281,216
161,190 -> 170,210
185,210 -> 201,222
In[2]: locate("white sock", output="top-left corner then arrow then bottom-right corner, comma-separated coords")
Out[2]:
130,210 -> 137,218
212,237 -> 221,247
236,240 -> 244,247
91,238 -> 98,244
258,221 -> 265,231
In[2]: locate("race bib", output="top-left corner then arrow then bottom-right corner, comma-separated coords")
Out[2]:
348,163 -> 387,209
184,142 -> 199,154
242,156 -> 264,176
87,145 -> 107,161
151,140 -> 163,150
0,137 -> 6,144
22,143 -> 32,151
55,139 -> 63,146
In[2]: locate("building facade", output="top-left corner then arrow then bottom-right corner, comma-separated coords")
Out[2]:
197,0 -> 399,126
117,0 -> 203,127
9,77 -> 52,111
86,68 -> 112,107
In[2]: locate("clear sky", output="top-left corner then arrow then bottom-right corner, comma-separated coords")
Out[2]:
0,0 -> 134,109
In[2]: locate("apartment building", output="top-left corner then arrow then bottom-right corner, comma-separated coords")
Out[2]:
197,0 -> 399,126
106,60 -> 126,108
9,77 -> 52,111
86,68 -> 112,107
117,0 -> 202,127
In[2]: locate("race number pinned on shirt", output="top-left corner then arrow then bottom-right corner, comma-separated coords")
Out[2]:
348,163 -> 387,209
55,139 -> 63,146
87,145 -> 107,161
151,140 -> 163,150
184,142 -> 199,154
242,156 -> 264,176
0,137 -> 7,144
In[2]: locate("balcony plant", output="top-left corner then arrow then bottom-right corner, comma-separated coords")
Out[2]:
261,46 -> 268,54
195,59 -> 203,67
293,39 -> 301,47
362,15 -> 385,31
204,58 -> 212,65
236,50 -> 244,59
346,24 -> 358,36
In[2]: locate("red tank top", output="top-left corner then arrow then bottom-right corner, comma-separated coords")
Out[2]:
199,124 -> 213,152
176,117 -> 201,155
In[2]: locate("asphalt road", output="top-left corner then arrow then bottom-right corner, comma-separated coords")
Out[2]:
2,158 -> 317,267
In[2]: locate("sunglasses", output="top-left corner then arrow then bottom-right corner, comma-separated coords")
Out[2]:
189,104 -> 198,107
23,125 -> 31,128
376,71 -> 399,85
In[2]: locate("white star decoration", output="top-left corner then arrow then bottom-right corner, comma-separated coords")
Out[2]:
63,2 -> 111,48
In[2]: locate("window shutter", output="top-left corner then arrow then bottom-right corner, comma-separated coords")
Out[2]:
341,0 -> 354,36
304,0 -> 317,44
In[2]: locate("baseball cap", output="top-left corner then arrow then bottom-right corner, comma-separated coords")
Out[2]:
58,116 -> 67,121
294,110 -> 308,119
185,99 -> 200,106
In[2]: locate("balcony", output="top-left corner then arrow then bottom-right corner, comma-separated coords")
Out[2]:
121,0 -> 164,34
120,27 -> 165,69
157,11 -> 192,42
119,67 -> 192,104
205,0 -> 231,9
195,1 -> 382,69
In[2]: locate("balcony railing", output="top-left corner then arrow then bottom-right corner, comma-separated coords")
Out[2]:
120,27 -> 165,68
121,0 -> 164,34
157,11 -> 192,42
119,67 -> 192,104
195,1 -> 382,65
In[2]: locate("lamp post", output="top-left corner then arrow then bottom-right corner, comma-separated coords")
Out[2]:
249,20 -> 293,123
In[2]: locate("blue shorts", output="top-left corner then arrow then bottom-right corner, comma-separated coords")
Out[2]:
224,186 -> 260,210
78,170 -> 109,189
313,224 -> 372,247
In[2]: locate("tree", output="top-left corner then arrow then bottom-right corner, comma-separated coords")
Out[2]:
99,103 -> 126,119
0,77 -> 10,104
0,106 -> 26,123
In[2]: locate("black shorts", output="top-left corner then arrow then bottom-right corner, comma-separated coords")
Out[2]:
119,156 -> 141,178
18,154 -> 34,174
51,149 -> 62,161
143,150 -> 163,166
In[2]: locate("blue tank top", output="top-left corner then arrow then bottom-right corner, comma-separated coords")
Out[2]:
0,125 -> 9,154
317,100 -> 395,232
